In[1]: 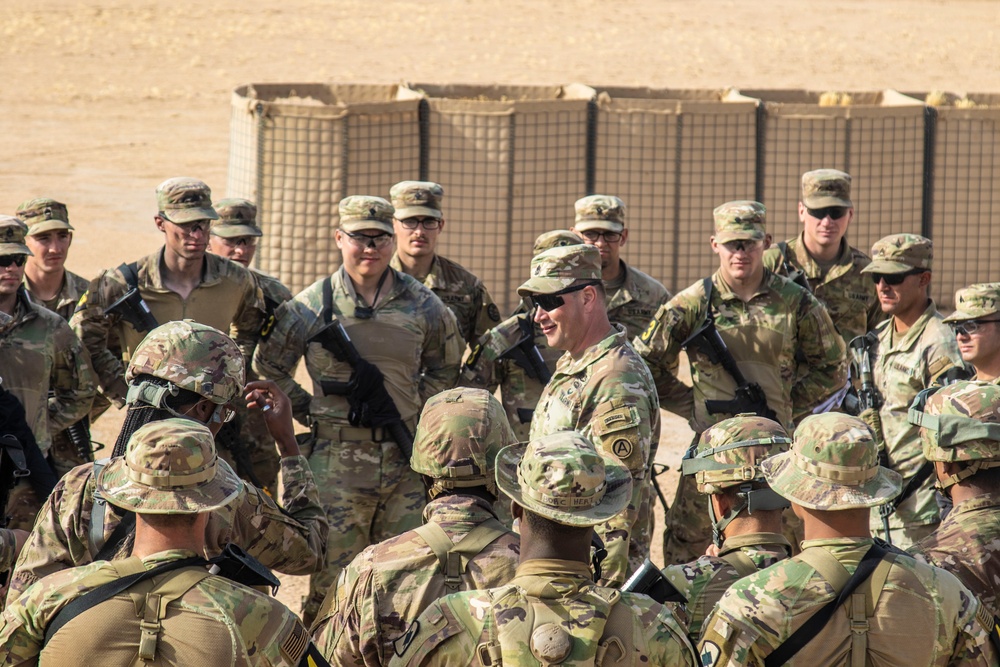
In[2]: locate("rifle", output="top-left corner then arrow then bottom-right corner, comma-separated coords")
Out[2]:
49,389 -> 93,463
497,314 -> 552,385
309,320 -> 414,460
777,241 -> 811,292
621,558 -> 686,604
104,287 -> 158,334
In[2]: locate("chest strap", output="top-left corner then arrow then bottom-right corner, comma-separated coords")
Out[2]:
132,567 -> 212,660
88,458 -> 110,558
413,519 -> 509,592
719,549 -> 760,578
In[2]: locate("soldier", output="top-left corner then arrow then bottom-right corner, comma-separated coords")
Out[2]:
763,169 -> 881,346
389,431 -> 696,666
943,283 -> 1000,382
312,388 -> 520,666
389,180 -> 501,346
699,412 -> 997,666
0,216 -> 95,527
860,234 -> 963,548
7,320 -> 329,603
207,197 -> 291,490
661,416 -> 793,643
70,177 -> 263,408
910,381 -> 1000,616
253,195 -> 463,625
0,418 -> 329,666
634,200 -> 846,564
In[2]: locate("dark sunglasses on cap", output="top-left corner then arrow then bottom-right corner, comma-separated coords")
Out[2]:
806,206 -> 849,220
0,255 -> 27,268
530,281 -> 601,312
870,268 -> 926,286
950,319 -> 1000,336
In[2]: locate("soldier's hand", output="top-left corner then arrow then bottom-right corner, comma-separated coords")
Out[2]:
244,380 -> 299,457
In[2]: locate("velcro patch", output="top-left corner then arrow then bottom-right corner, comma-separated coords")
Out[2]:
280,622 -> 309,664
394,620 -> 420,657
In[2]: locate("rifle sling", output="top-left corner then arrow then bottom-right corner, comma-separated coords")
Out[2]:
884,460 -> 935,515
322,276 -> 334,326
118,261 -> 141,292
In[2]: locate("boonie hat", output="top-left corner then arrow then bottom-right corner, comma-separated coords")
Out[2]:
390,181 -> 444,220
573,195 -> 626,233
943,283 -> 1000,323
861,234 -> 933,275
517,244 -> 601,296
16,198 -> 73,236
532,230 -> 584,257
156,177 -> 218,224
339,196 -> 394,235
801,169 -> 852,208
0,216 -> 32,256
713,201 -> 766,244
211,198 -> 263,238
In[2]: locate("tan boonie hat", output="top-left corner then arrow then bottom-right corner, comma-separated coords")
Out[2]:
713,200 -> 766,244
16,198 -> 73,236
943,283 -> 1000,323
573,195 -> 626,233
98,418 -> 242,514
532,230 -> 584,256
389,181 -> 444,220
761,413 -> 901,510
517,244 -> 601,296
339,195 -> 394,235
496,431 -> 632,527
211,198 -> 263,238
861,233 -> 933,275
410,388 -> 515,496
801,169 -> 852,208
156,177 -> 218,224
0,216 -> 32,256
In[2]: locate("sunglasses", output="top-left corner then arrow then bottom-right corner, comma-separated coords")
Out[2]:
165,218 -> 212,235
580,230 -> 623,244
721,239 -> 762,253
870,269 -> 926,286
343,230 -> 394,249
950,319 -> 1000,336
806,206 -> 849,220
530,281 -> 599,312
215,236 -> 258,247
398,217 -> 442,230
0,255 -> 27,268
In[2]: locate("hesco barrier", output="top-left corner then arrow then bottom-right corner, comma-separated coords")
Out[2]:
228,84 -> 1000,311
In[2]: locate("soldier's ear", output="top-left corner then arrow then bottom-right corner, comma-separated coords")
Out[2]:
762,234 -> 773,250
154,215 -> 167,233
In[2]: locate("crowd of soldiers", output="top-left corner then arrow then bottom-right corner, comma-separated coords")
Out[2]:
0,168 -> 998,665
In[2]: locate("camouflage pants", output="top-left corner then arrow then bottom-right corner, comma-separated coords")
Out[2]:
302,435 -> 425,626
661,474 -> 713,565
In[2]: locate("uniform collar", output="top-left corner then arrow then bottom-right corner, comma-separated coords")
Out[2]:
787,233 -> 855,282
604,260 -> 632,310
719,532 -> 792,556
0,287 -> 38,334
145,247 -> 223,291
557,324 -> 627,376
511,558 -> 594,598
883,299 -> 939,352
422,494 -> 500,524
949,492 -> 1000,516
713,269 -> 774,302
389,253 -> 441,288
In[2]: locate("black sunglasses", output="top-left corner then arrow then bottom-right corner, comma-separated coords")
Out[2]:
0,255 -> 27,268
531,281 -> 600,312
806,206 -> 849,220
870,269 -> 925,286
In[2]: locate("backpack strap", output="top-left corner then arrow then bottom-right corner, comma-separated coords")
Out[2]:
414,519 -> 509,592
720,549 -> 760,578
136,568 -> 212,660
594,588 -> 636,667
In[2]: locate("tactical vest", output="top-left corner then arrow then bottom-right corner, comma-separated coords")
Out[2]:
413,518 -> 510,594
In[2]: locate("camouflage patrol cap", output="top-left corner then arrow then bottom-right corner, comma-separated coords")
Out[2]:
532,230 -> 584,256
801,169 -> 852,208
156,177 -> 218,224
0,216 -> 32,256
682,416 -> 792,494
126,321 -> 245,405
410,388 -> 515,495
861,234 -> 933,274
573,195 -> 626,233
389,181 -> 444,220
761,413 -> 901,510
913,382 -> 1000,464
496,431 -> 632,527
97,418 -> 242,514
943,283 -> 1000,322
16,198 -> 73,236
339,195 -> 394,235
210,198 -> 263,239
517,244 -> 601,296
713,201 -> 766,244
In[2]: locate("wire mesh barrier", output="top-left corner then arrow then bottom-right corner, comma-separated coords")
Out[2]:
228,84 -> 1000,310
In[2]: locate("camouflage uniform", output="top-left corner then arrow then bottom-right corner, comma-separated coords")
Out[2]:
523,244 -> 660,587
634,201 -> 846,564
763,170 -> 881,347
862,235 -> 963,548
69,178 -> 264,406
0,419 -> 322,666
910,381 -> 1000,617
390,432 -> 697,667
699,413 -> 997,667
253,195 -> 464,623
389,181 -> 501,346
312,388 -> 520,666
944,282 -> 1000,384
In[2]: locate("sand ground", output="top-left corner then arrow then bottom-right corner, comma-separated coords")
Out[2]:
3,0 -> 997,614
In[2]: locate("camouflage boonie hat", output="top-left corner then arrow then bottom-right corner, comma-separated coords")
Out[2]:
410,388 -> 515,494
532,230 -> 584,256
682,416 -> 792,494
0,216 -> 32,256
495,431 -> 632,527
210,198 -> 263,239
517,244 -> 601,296
16,198 -> 73,236
713,201 -> 766,244
339,195 -> 394,235
125,321 -> 245,405
97,418 -> 242,514
912,382 -> 1000,464
861,233 -> 933,274
761,413 -> 901,510
943,283 -> 1000,322
389,181 -> 444,220
156,177 -> 218,224
573,195 -> 626,233
801,169 -> 852,208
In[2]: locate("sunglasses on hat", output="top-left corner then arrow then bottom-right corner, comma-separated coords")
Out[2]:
0,255 -> 27,268
530,281 -> 600,312
870,269 -> 925,286
806,206 -> 849,220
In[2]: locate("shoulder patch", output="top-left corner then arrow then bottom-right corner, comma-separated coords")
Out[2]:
280,622 -> 310,664
639,316 -> 661,344
700,640 -> 721,666
394,619 -> 420,657
487,303 -> 501,323
75,291 -> 88,312
611,438 -> 633,460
